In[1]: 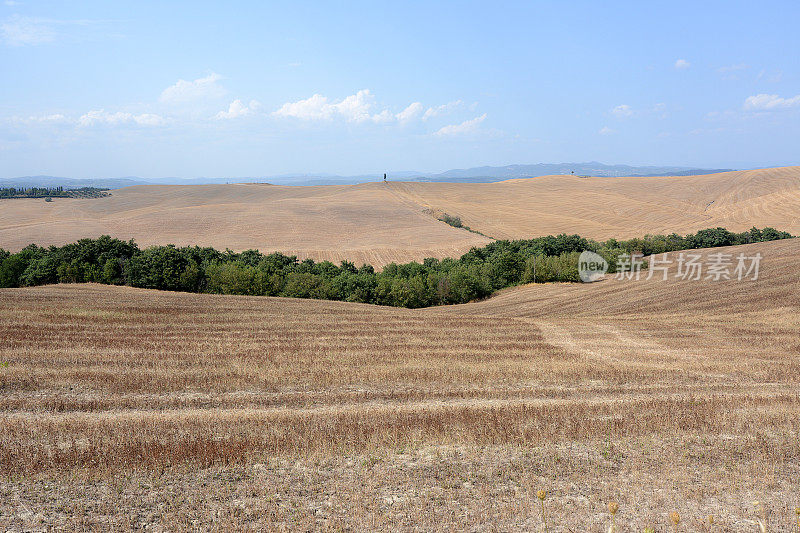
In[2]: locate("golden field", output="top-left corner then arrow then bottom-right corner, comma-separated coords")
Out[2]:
0,181 -> 492,267
390,166 -> 800,243
1,238 -> 799,531
2,166 -> 800,266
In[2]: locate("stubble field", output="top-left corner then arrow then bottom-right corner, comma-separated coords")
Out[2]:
1,238 -> 799,531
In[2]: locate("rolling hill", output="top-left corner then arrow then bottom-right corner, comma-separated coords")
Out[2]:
441,237 -> 800,318
389,166 -> 800,241
0,182 -> 493,266
1,166 -> 799,266
1,237 -> 798,529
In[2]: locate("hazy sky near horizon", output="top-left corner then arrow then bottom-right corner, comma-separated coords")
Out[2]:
2,0 -> 799,178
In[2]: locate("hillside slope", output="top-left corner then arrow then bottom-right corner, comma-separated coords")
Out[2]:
0,182 -> 492,266
390,166 -> 800,241
430,238 -> 800,377
1,166 -> 799,265
444,237 -> 800,319
1,239 -> 799,529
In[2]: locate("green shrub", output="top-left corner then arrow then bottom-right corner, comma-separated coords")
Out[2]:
439,213 -> 463,228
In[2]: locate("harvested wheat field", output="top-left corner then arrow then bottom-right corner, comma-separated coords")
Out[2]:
0,182 -> 491,267
3,167 -> 800,266
1,238 -> 799,531
389,166 -> 800,242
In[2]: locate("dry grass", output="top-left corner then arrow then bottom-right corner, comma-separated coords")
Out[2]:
3,166 -> 800,266
1,239 -> 799,530
0,181 -> 492,266
391,165 -> 800,241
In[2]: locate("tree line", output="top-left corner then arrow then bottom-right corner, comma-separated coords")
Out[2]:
0,187 -> 110,199
0,227 -> 792,308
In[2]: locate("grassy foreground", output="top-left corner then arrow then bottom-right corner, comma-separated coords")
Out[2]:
1,237 -> 799,530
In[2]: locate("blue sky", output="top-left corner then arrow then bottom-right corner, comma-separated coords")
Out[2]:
1,0 -> 799,178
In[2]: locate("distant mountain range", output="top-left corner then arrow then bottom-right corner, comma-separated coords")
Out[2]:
2,162 -> 735,189
0,176 -> 147,189
422,163 -> 734,181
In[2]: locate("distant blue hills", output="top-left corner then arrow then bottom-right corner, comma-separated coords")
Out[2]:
2,162 -> 735,189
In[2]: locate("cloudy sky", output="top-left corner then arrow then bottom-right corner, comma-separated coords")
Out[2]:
1,0 -> 799,178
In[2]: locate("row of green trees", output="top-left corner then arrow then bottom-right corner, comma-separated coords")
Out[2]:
0,187 -> 109,198
602,226 -> 791,255
0,227 -> 792,308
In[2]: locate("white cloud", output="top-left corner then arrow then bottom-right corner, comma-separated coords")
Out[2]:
652,102 -> 667,119
21,113 -> 69,123
159,73 -> 225,104
274,90 -> 469,127
717,63 -> 748,74
274,93 -> 332,120
395,102 -> 423,123
371,109 -> 394,124
674,59 -> 690,70
1,15 -> 55,46
757,69 -> 783,83
611,104 -> 633,118
332,89 -> 375,122
274,89 -> 407,123
6,113 -> 71,126
1,15 -> 100,46
133,113 -> 165,126
422,100 -> 463,120
743,93 -> 800,111
5,1 -> 22,6
598,126 -> 615,135
717,63 -> 749,80
78,110 -> 165,127
215,99 -> 261,120
433,114 -> 487,136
